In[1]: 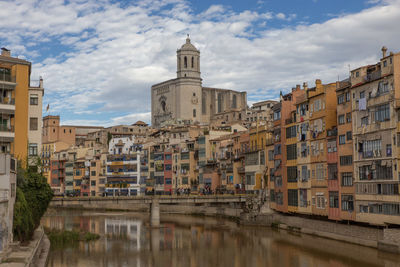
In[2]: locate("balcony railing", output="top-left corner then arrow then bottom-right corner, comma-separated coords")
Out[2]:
0,97 -> 15,105
0,74 -> 16,83
0,125 -> 14,132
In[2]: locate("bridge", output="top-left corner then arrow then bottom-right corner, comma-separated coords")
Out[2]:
50,195 -> 250,226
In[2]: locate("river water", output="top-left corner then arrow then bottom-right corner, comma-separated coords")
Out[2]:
42,209 -> 400,267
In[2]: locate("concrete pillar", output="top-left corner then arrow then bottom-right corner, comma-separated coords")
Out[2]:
150,199 -> 160,227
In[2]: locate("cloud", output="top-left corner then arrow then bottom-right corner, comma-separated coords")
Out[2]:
1,0 -> 399,126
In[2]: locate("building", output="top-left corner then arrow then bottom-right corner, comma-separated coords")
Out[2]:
335,79 -> 356,221
28,77 -> 44,166
106,137 -> 143,196
0,154 -> 16,256
0,48 -> 31,160
151,36 -> 246,128
351,47 -> 400,225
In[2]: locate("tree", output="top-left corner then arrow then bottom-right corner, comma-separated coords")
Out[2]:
13,161 -> 53,242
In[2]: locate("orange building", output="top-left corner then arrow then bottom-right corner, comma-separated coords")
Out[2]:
0,48 -> 31,161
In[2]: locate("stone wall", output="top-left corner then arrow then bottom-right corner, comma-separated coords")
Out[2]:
0,200 -> 10,259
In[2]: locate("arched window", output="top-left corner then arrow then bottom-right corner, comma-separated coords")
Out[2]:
184,56 -> 187,68
191,57 -> 194,68
193,109 -> 196,118
232,95 -> 237,108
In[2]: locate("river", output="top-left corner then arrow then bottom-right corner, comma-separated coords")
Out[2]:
42,208 -> 400,267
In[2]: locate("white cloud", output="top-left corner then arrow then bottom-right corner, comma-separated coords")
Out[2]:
1,0 -> 399,126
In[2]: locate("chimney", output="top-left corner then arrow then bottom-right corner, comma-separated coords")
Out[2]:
381,46 -> 387,58
296,84 -> 301,91
39,76 -> 43,88
1,47 -> 10,57
303,82 -> 308,90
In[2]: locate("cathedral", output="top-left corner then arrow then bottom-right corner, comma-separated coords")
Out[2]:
151,36 -> 247,128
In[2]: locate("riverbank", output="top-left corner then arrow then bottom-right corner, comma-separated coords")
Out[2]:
49,198 -> 400,254
0,227 -> 50,267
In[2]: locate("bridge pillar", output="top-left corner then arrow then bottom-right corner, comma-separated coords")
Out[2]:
150,199 -> 160,227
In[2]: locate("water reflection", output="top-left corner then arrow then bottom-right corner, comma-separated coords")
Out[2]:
42,209 -> 400,267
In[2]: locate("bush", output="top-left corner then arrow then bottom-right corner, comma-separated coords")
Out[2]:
13,187 -> 34,242
13,162 -> 53,242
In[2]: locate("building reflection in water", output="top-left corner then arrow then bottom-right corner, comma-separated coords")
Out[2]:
42,210 -> 400,267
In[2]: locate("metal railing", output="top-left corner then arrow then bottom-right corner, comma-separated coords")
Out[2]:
0,125 -> 14,132
0,74 -> 16,83
0,97 -> 15,105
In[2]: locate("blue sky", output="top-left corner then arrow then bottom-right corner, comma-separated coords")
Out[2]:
0,0 -> 398,126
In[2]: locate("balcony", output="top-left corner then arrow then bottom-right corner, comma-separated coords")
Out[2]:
0,74 -> 16,84
0,125 -> 14,140
327,128 -> 337,137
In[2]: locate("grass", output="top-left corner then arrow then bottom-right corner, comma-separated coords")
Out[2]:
44,227 -> 100,247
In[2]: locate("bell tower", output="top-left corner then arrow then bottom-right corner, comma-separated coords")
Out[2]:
177,35 -> 201,79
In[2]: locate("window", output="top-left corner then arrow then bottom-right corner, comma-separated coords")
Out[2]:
337,94 -> 345,104
202,92 -> 207,114
91,171 -> 96,176
361,139 -> 381,158
300,166 -> 309,182
300,189 -> 308,207
273,110 -> 281,120
91,180 -> 96,186
30,94 -> 38,105
356,71 -> 360,77
274,176 -> 282,187
387,144 -> 392,156
346,131 -> 352,141
377,81 -> 389,95
346,92 -> 351,102
329,192 -> 339,208
316,194 -> 325,209
340,155 -> 352,166
30,117 -> 38,131
193,109 -> 196,118
338,115 -> 345,125
316,163 -> 325,180
346,113 -> 352,123
218,93 -> 223,113
313,99 -> 321,111
328,164 -> 337,180
276,192 -> 283,205
191,57 -> 194,68
286,144 -> 297,160
286,126 -> 296,139
28,143 -> 38,156
341,172 -> 353,186
232,95 -> 237,108
361,116 -> 368,126
375,103 -> 390,122
288,189 -> 298,207
184,56 -> 187,68
341,195 -> 354,211
274,144 -> 281,155
383,60 -> 387,67
287,166 -> 297,182
339,135 -> 345,145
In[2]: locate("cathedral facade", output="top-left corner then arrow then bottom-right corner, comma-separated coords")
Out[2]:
151,36 -> 247,128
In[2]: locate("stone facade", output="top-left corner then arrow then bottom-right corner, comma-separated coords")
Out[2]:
151,36 -> 246,128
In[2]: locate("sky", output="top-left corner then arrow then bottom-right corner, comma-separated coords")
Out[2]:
0,0 -> 399,126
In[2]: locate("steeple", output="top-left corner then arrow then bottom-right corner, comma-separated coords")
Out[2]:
177,35 -> 201,79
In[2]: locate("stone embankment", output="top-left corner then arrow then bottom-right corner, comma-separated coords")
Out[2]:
0,227 -> 50,267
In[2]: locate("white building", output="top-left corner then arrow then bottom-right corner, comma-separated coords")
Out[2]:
106,137 -> 143,196
28,77 -> 44,166
0,154 -> 16,257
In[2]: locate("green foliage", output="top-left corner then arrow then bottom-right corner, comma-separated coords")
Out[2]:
44,228 -> 100,248
13,187 -> 34,242
13,161 -> 53,242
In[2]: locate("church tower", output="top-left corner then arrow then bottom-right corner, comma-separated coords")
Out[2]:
177,35 -> 201,79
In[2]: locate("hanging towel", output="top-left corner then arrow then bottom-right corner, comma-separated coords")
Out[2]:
359,97 -> 366,110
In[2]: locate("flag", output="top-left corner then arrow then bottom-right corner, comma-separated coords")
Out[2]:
46,104 -> 49,112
